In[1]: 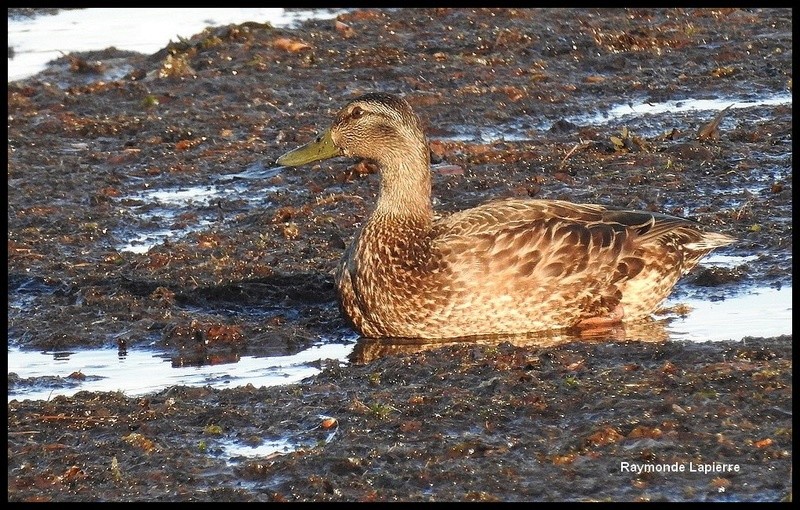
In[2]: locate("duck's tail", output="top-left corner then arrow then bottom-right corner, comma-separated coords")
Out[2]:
685,232 -> 737,251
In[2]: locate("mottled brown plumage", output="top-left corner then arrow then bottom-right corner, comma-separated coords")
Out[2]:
277,93 -> 735,339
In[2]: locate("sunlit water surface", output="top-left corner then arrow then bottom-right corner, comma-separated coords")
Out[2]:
8,8 -> 347,82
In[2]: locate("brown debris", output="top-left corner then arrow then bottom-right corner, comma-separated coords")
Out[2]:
273,37 -> 312,52
697,104 -> 734,142
335,21 -> 356,39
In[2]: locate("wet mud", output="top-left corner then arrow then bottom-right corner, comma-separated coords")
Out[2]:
7,8 -> 792,501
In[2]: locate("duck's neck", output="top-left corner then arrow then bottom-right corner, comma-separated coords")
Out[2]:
372,145 -> 433,226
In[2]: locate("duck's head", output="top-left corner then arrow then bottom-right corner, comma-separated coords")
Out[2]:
276,93 -> 428,168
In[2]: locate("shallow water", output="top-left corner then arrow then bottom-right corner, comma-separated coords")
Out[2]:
7,8 -> 347,82
573,93 -> 794,129
664,285 -> 791,342
218,414 -> 339,463
440,92 -> 793,142
116,163 -> 282,254
7,341 -> 356,403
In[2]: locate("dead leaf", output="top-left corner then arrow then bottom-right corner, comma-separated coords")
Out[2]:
754,438 -> 773,448
584,75 -> 606,83
710,477 -> 731,490
206,324 -> 244,344
552,453 -> 577,465
587,426 -> 624,446
697,104 -> 734,141
320,416 -> 338,429
273,37 -> 311,53
59,465 -> 87,484
626,426 -> 663,439
433,164 -> 464,176
335,21 -> 355,38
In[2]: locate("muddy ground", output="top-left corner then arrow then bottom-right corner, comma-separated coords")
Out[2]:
7,8 -> 792,501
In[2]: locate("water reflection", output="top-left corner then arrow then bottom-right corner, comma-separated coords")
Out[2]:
350,318 -> 671,364
170,351 -> 243,368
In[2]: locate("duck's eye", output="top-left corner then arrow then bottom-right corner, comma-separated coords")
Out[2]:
350,106 -> 365,119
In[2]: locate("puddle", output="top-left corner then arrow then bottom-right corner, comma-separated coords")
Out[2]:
662,285 -> 791,342
218,437 -> 300,460
658,253 -> 792,342
698,253 -> 758,267
8,8 -> 349,82
7,341 -> 356,403
116,164 -> 284,253
436,118 -> 541,143
216,414 -> 338,463
572,92 -> 793,129
435,91 -> 792,142
117,183 -> 245,254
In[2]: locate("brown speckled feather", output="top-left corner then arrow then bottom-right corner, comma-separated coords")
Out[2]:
278,93 -> 736,339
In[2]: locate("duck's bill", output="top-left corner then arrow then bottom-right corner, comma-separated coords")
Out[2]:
276,128 -> 341,167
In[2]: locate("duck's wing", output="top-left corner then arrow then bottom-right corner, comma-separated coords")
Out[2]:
431,198 -> 733,322
433,198 -> 647,286
436,198 -> 732,256
435,198 -> 609,239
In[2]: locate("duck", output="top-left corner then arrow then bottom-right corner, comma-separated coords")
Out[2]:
276,92 -> 736,339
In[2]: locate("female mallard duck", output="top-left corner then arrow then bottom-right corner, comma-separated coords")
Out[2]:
277,93 -> 735,339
